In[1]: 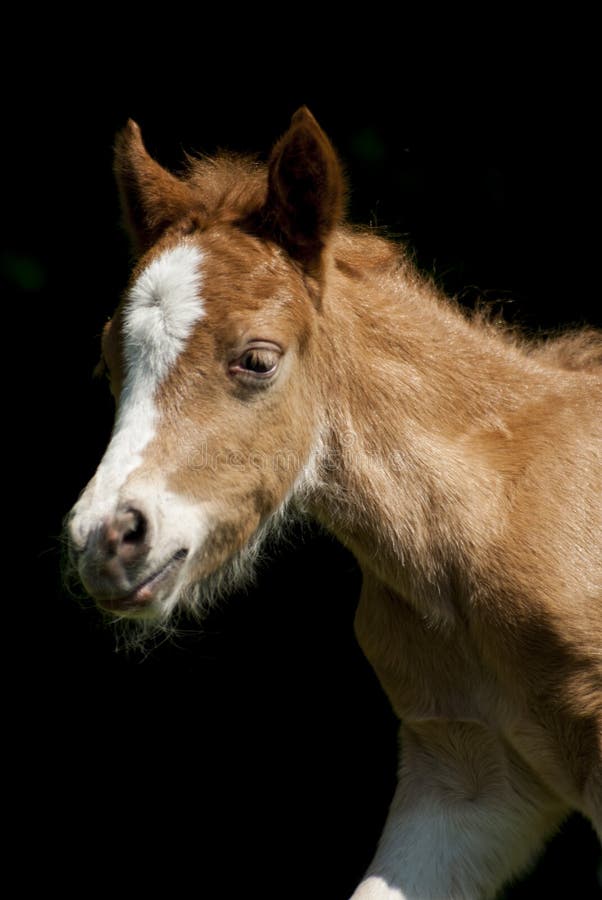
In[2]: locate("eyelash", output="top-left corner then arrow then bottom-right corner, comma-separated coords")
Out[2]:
238,349 -> 279,374
229,345 -> 281,381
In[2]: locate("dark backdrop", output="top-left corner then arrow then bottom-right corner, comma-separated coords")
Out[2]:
11,39 -> 600,899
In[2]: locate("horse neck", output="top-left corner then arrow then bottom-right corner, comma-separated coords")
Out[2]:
305,237 -> 547,600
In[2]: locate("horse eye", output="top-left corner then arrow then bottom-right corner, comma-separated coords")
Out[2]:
232,347 -> 280,379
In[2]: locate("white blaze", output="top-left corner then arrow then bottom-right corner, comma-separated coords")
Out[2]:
71,243 -> 205,539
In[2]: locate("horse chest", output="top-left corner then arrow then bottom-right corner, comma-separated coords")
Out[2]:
354,578 -> 503,726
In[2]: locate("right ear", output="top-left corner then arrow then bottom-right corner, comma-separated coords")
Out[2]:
260,107 -> 345,277
113,120 -> 199,254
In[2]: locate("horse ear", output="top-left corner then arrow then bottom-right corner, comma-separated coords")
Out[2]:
113,120 -> 198,254
263,107 -> 345,275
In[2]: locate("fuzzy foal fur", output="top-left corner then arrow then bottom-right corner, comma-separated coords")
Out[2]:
71,109 -> 601,898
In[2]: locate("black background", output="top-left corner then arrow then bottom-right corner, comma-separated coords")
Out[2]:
11,28 -> 601,899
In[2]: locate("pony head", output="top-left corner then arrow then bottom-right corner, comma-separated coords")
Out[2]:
67,109 -> 344,622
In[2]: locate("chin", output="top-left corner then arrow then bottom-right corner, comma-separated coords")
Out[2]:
89,512 -> 287,646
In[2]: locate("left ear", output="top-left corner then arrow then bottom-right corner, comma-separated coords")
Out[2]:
262,107 -> 345,276
114,119 -> 200,255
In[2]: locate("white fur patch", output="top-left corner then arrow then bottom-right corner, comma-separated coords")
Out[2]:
125,243 -> 206,381
71,243 -> 204,538
351,721 -> 567,899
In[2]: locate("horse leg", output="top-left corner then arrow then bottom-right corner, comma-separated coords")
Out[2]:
350,720 -> 568,900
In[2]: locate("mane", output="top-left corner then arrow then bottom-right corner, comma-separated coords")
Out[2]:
525,328 -> 602,372
184,153 -> 268,223
182,154 -> 601,375
331,228 -> 602,374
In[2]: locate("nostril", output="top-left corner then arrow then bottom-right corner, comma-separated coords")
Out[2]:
74,506 -> 150,571
122,508 -> 147,546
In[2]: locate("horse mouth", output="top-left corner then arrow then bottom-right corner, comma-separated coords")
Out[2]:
96,549 -> 189,614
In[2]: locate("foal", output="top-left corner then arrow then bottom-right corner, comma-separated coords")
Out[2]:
68,108 -> 601,899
